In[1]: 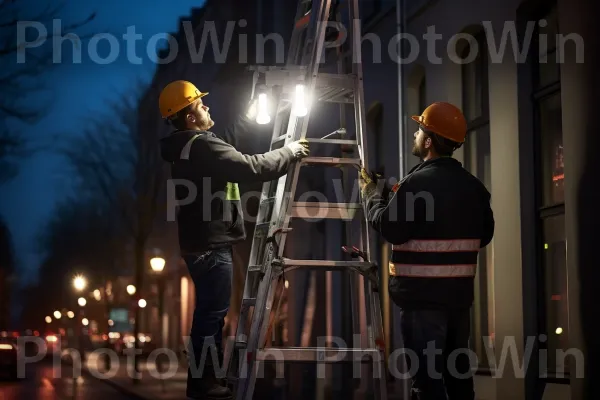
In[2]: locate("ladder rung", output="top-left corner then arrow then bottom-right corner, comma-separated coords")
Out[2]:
242,297 -> 255,307
300,156 -> 361,166
255,347 -> 380,363
308,138 -> 358,146
271,133 -> 288,144
291,202 -> 361,220
316,73 -> 355,90
281,259 -> 373,273
248,264 -> 262,272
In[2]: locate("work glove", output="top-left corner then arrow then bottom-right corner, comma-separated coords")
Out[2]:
286,139 -> 310,159
358,167 -> 379,197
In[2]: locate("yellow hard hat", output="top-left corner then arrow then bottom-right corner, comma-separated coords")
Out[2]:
159,80 -> 208,119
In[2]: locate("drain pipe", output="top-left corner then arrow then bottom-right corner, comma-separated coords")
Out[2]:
397,0 -> 406,180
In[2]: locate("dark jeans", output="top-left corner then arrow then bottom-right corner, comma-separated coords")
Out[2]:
400,308 -> 474,400
183,247 -> 233,363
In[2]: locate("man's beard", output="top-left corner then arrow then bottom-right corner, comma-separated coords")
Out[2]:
198,117 -> 214,131
411,142 -> 423,158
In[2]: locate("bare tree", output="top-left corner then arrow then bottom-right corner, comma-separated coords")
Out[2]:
0,0 -> 95,182
59,83 -> 167,378
29,195 -> 128,323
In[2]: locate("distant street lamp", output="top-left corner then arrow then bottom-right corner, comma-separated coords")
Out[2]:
150,257 -> 165,273
127,285 -> 136,295
138,299 -> 147,308
150,256 -> 166,374
78,297 -> 87,307
54,311 -> 62,319
73,275 -> 87,292
93,289 -> 101,301
67,311 -> 75,319
45,316 -> 52,324
82,318 -> 89,326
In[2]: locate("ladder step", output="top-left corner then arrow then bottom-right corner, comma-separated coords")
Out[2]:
316,73 -> 355,90
292,202 -> 361,220
281,258 -> 373,273
242,297 -> 255,307
300,156 -> 361,166
308,138 -> 358,146
255,347 -> 381,363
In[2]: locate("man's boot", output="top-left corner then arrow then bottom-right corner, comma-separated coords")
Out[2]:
186,348 -> 232,400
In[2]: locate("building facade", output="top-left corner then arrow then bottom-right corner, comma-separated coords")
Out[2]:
359,0 -> 596,399
140,0 -> 598,398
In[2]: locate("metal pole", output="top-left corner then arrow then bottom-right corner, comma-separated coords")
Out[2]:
158,276 -> 165,392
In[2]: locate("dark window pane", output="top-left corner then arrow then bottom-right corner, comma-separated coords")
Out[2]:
537,49 -> 560,88
535,5 -> 560,88
541,214 -> 568,376
418,77 -> 426,113
539,92 -> 564,206
462,60 -> 481,121
461,34 -> 487,122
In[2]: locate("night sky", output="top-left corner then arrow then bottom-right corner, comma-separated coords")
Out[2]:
0,0 -> 204,286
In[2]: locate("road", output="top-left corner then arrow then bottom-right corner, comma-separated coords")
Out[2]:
0,358 -> 139,400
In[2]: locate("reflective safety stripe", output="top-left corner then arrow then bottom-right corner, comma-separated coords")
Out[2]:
389,262 -> 476,277
392,239 -> 480,253
180,134 -> 201,160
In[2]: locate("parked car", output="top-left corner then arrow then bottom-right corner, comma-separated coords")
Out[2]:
0,337 -> 19,380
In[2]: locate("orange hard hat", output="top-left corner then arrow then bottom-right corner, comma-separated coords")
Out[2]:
411,102 -> 467,143
159,80 -> 208,119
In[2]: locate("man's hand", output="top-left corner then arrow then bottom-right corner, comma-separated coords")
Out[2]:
286,139 -> 310,159
359,168 -> 378,196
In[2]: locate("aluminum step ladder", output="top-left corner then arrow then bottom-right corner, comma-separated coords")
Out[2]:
225,0 -> 388,399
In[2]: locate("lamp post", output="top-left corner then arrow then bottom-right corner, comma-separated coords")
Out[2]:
150,256 -> 166,380
73,275 -> 87,364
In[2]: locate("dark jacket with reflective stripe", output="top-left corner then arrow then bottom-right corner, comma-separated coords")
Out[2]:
364,157 -> 495,310
159,117 -> 295,254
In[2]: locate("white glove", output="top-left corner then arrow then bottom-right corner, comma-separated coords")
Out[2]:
286,139 -> 310,159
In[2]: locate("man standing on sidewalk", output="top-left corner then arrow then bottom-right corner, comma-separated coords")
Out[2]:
158,80 -> 309,399
360,102 -> 494,399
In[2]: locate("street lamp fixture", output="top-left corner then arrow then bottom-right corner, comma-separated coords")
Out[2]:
127,285 -> 136,295
53,311 -> 62,319
82,318 -> 89,326
78,297 -> 87,307
138,299 -> 147,308
67,311 -> 75,319
73,275 -> 87,292
150,257 -> 165,273
45,316 -> 52,324
93,289 -> 101,301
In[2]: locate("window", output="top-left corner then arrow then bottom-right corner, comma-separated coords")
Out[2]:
531,4 -> 568,378
461,30 -> 493,371
418,76 -> 426,114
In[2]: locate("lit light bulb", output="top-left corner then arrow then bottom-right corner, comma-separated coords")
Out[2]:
293,84 -> 308,117
255,93 -> 271,125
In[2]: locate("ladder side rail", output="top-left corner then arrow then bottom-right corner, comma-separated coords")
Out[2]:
270,0 -> 334,239
235,255 -> 278,400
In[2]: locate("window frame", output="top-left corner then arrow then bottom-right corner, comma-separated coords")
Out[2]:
529,2 -> 568,382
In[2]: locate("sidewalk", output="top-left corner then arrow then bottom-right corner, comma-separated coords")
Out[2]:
82,352 -> 187,400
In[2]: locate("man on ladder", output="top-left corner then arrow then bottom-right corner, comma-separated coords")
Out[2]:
158,80 -> 310,400
360,102 -> 495,400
